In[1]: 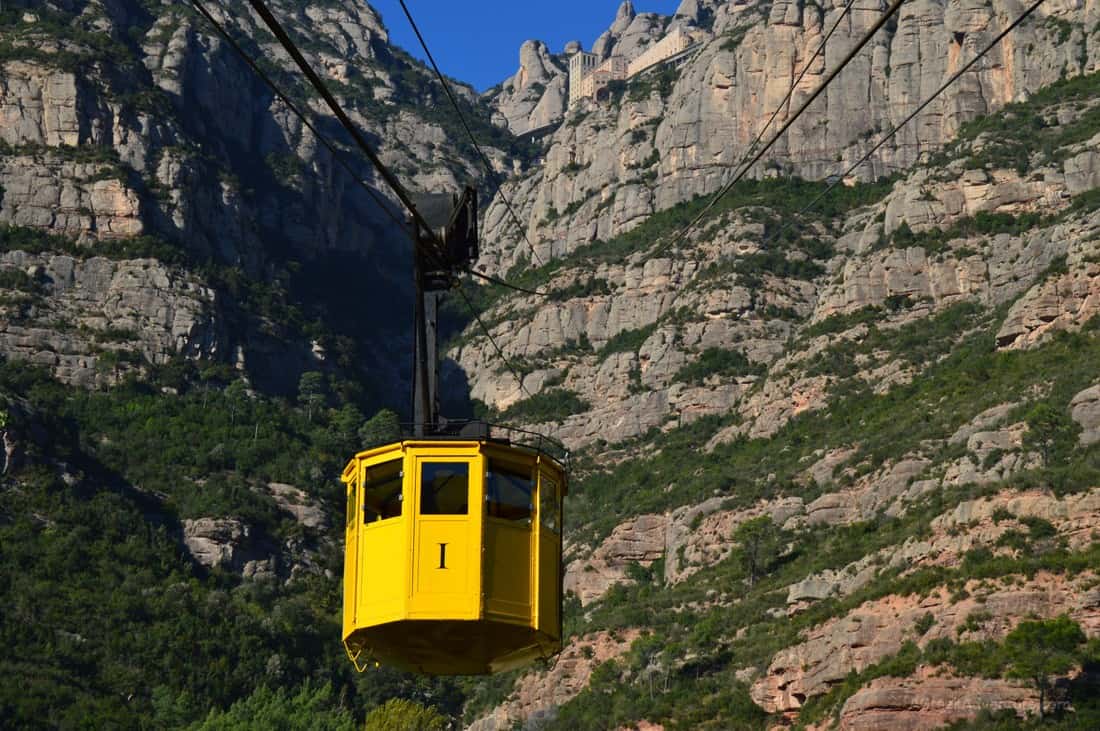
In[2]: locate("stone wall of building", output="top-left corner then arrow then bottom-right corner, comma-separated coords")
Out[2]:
581,56 -> 627,98
569,27 -> 699,106
627,27 -> 696,77
568,52 -> 599,106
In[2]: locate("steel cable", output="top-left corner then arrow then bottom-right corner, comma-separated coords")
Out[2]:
397,0 -> 547,268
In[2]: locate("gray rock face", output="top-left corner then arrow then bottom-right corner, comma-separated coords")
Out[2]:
784,487 -> 1100,614
464,74 -> 1100,451
0,0 -> 514,391
787,556 -> 878,605
949,403 -> 1018,445
2,168 -> 140,241
565,495 -> 806,603
1071,384 -> 1100,446
563,513 -> 666,605
486,40 -> 568,134
996,248 -> 1100,350
816,209 -> 1098,321
182,517 -> 254,571
753,573 -> 1100,714
0,61 -> 81,146
267,483 -> 327,530
600,8 -> 665,62
481,1 -> 1100,270
838,673 -> 1036,730
0,251 -> 221,386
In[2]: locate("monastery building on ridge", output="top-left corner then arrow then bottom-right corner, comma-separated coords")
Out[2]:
568,26 -> 701,106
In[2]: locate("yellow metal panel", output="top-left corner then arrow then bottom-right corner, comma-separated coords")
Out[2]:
412,518 -> 474,616
536,465 -> 564,639
537,531 -> 560,636
408,447 -> 482,620
342,475 -> 359,638
358,518 -> 408,624
360,442 -> 407,468
484,518 -> 532,624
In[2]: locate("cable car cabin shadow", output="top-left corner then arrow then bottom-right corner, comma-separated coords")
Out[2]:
341,438 -> 566,675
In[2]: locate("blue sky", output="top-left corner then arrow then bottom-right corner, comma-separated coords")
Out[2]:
369,0 -> 681,91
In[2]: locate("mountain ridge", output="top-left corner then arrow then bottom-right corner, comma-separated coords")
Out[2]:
2,0 -> 1100,729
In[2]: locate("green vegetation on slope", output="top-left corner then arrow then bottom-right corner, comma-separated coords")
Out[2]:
461,175 -> 900,317
937,68 -> 1100,174
531,300 -> 1100,728
799,617 -> 1100,728
675,347 -> 766,384
0,360 -> 465,728
570,308 -> 1099,547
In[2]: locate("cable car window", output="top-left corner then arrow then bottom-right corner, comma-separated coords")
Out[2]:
420,462 -> 469,515
486,461 -> 534,522
363,459 -> 403,524
346,480 -> 357,528
540,476 -> 560,532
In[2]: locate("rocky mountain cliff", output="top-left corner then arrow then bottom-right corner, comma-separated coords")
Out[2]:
0,0 -> 517,726
3,0 -> 1100,729
0,0 -> 520,396
457,0 -> 1100,729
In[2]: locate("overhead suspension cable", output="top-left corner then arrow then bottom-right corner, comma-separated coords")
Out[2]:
192,0 -> 542,398
650,0 -> 908,258
187,0 -> 406,232
454,284 -> 534,399
720,0 -> 860,191
756,0 -> 1048,251
243,0 -> 444,252
647,0 -> 1046,381
463,268 -> 550,297
396,0 -> 546,267
194,0 -> 545,382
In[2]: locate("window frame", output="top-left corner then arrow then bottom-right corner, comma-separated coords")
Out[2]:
418,459 -> 472,516
485,457 -> 536,524
361,458 -> 404,525
346,478 -> 358,529
539,471 -> 561,533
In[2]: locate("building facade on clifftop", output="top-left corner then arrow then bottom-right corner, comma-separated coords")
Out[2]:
627,26 -> 697,77
568,27 -> 700,107
568,52 -> 599,106
581,56 -> 628,102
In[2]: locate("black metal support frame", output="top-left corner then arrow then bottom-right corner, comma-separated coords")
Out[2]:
411,187 -> 478,437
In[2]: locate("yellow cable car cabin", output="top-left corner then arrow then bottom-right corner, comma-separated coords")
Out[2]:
340,438 -> 567,675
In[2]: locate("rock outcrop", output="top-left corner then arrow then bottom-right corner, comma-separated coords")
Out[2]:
481,0 -> 1100,272
1071,383 -> 1100,446
835,668 -> 1037,730
487,40 -> 567,134
996,253 -> 1100,350
267,483 -> 326,530
751,572 -> 1100,714
0,60 -> 81,147
183,517 -> 249,569
468,629 -> 641,731
786,488 -> 1100,610
565,496 -> 805,604
181,517 -> 278,579
0,251 -> 221,386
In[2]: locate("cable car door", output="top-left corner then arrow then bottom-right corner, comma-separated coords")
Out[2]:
343,471 -> 359,631
537,466 -> 562,635
411,454 -> 478,618
359,457 -> 405,624
484,456 -> 535,625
